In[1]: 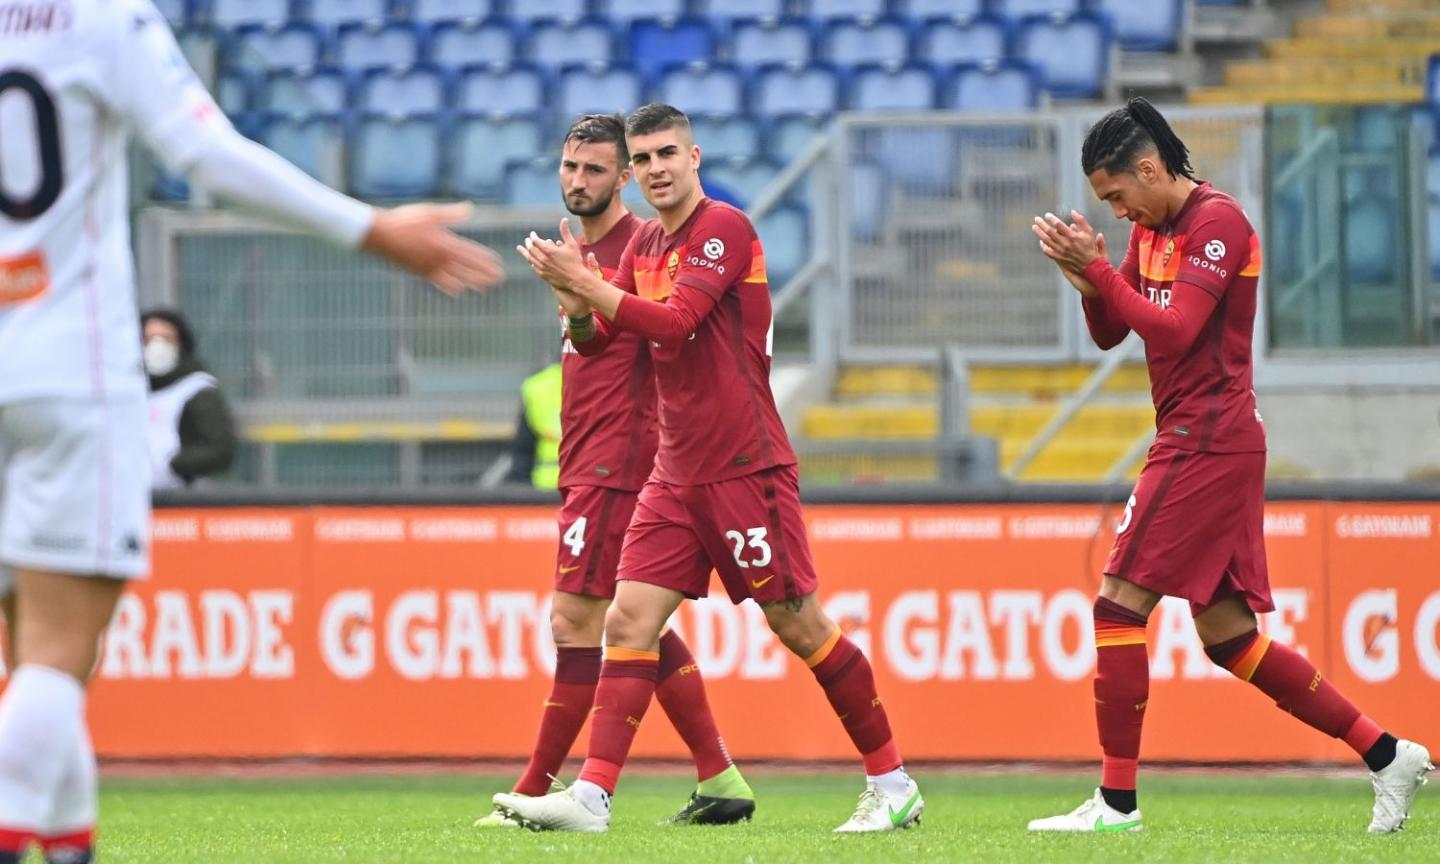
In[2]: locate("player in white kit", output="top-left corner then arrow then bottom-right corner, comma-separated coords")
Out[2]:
0,2 -> 502,859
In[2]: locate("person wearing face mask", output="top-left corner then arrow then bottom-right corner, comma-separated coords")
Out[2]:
141,309 -> 237,490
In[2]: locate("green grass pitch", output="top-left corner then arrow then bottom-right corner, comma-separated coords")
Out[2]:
87,769 -> 1431,863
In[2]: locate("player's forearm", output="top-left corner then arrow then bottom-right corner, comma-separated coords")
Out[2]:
1083,260 -> 1213,353
567,313 -> 612,355
611,285 -> 716,347
1082,296 -> 1132,350
567,270 -> 627,319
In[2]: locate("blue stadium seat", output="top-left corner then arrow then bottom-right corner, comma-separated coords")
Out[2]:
917,16 -> 1007,66
308,0 -> 388,28
426,20 -> 515,66
336,22 -> 423,69
1430,202 -> 1440,280
351,114 -> 443,198
153,0 -> 188,27
767,114 -> 829,163
258,114 -> 346,181
527,18 -> 614,69
849,63 -> 937,111
409,0 -> 494,24
557,63 -> 643,119
454,63 -> 547,115
218,70 -> 255,115
629,18 -> 716,79
211,0 -> 288,29
691,0 -> 785,24
600,0 -> 685,23
849,161 -> 885,241
703,157 -> 780,209
656,63 -> 745,116
898,0 -> 984,19
448,114 -> 546,198
755,205 -> 808,287
944,61 -> 1039,112
804,0 -> 888,21
1428,55 -> 1440,104
1093,0 -> 1181,52
732,18 -> 813,68
1012,13 -> 1111,99
818,17 -> 911,67
258,68 -> 352,116
1344,199 -> 1398,284
752,63 -> 840,117
227,24 -> 325,73
690,114 -> 761,162
357,66 -> 448,114
504,158 -> 563,207
508,0 -> 589,25
991,0 -> 1083,22
878,127 -> 955,191
1428,147 -> 1440,200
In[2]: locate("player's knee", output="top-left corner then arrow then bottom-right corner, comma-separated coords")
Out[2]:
762,595 -> 831,657
549,606 -> 601,648
601,601 -> 653,650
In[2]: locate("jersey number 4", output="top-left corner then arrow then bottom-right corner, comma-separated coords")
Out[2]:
0,69 -> 64,221
562,516 -> 587,556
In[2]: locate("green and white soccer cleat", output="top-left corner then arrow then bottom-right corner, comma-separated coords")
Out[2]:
473,803 -> 525,829
1027,788 -> 1143,832
833,776 -> 923,833
1369,739 -> 1433,833
493,786 -> 610,833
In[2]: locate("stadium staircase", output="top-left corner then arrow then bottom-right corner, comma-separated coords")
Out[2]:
798,363 -> 1153,484
1190,0 -> 1439,105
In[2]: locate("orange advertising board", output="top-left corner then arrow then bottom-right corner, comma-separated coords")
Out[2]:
83,501 -> 1439,763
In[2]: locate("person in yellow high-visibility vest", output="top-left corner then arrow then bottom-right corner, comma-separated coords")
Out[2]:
506,362 -> 562,488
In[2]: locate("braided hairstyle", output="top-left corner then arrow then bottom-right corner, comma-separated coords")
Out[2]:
1081,97 -> 1194,180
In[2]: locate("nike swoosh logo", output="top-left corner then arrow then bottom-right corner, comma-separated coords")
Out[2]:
559,565 -> 581,573
1094,815 -> 1142,832
544,701 -> 564,708
751,574 -> 775,589
888,789 -> 921,827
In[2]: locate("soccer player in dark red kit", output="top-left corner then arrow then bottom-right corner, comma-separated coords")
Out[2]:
501,103 -> 922,833
1029,97 -> 1431,834
476,115 -> 755,829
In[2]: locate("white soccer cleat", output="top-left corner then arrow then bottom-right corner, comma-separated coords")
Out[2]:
833,777 -> 924,833
473,803 -> 525,829
493,787 -> 610,833
1369,739 -> 1432,833
1027,788 -> 1143,832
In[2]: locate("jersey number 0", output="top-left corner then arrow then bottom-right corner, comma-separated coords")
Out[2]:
0,69 -> 64,221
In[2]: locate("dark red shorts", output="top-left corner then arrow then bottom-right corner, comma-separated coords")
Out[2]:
553,485 -> 639,599
617,464 -> 819,605
1106,443 -> 1273,615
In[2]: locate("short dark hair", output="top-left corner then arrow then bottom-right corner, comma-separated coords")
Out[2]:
564,113 -> 628,165
1081,97 -> 1194,180
140,307 -> 196,355
624,102 -> 690,139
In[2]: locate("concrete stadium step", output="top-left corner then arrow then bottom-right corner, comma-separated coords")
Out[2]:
1297,11 -> 1440,39
1225,58 -> 1425,87
1189,83 -> 1423,104
1001,438 -> 1143,482
1327,0 -> 1440,11
1265,37 -> 1440,59
801,401 -> 1155,443
833,364 -> 1151,401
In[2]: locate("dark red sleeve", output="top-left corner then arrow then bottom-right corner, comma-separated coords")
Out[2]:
1174,207 -> 1253,299
570,315 -> 613,356
672,206 -> 754,302
1082,227 -> 1140,350
1082,258 -> 1219,355
611,284 -> 719,347
571,235 -> 639,356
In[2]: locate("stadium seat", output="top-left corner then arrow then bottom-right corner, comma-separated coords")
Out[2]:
691,0 -> 785,25
557,64 -> 643,122
703,157 -> 780,209
218,70 -> 255,115
804,0 -> 888,22
1092,0 -> 1181,52
454,63 -> 547,115
258,68 -> 352,116
211,0 -> 288,29
917,16 -> 1007,66
1345,199 -> 1399,284
528,18 -> 615,69
1428,56 -> 1440,104
944,61 -> 1040,112
878,127 -> 956,191
629,18 -> 716,79
898,0 -> 985,19
849,63 -> 938,111
1430,202 -> 1440,279
351,114 -> 443,198
308,0 -> 388,28
752,63 -> 840,117
755,205 -> 809,287
732,18 -> 813,68
448,114 -> 546,198
153,0 -> 188,27
258,114 -> 346,181
991,0 -> 1083,22
227,24 -> 325,73
656,63 -> 745,117
356,66 -> 448,114
426,20 -> 515,66
1428,148 -> 1440,200
508,0 -> 588,25
1012,13 -> 1111,99
409,0 -> 494,25
767,114 -> 829,163
818,17 -> 911,68
690,114 -> 761,162
504,157 -> 564,207
600,0 -> 686,23
849,160 -> 885,241
336,22 -> 423,70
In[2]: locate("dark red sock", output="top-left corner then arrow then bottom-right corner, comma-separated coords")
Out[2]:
578,647 -> 660,795
40,828 -> 93,864
655,629 -> 733,783
1206,629 -> 1384,759
513,646 -> 601,796
1093,597 -> 1150,794
807,630 -> 902,775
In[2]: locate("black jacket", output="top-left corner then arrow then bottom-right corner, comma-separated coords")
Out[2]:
149,356 -> 238,483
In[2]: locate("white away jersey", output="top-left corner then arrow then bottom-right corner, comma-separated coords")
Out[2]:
0,0 -> 231,402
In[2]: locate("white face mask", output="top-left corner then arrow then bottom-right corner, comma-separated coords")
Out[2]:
143,338 -> 180,377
